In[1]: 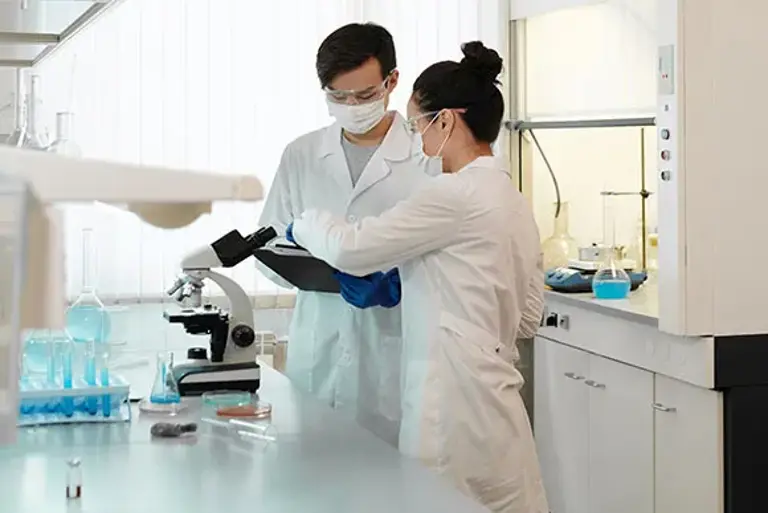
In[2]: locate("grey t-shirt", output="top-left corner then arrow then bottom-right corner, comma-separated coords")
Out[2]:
341,135 -> 380,187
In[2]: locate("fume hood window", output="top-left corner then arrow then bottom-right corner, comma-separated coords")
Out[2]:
520,0 -> 657,120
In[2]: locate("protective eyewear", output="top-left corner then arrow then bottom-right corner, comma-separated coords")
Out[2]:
405,108 -> 467,134
324,74 -> 393,104
405,111 -> 440,134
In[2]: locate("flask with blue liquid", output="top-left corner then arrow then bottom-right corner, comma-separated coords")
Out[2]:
592,192 -> 631,300
66,227 -> 111,344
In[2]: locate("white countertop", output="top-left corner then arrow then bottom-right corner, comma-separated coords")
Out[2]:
0,366 -> 488,513
544,281 -> 660,326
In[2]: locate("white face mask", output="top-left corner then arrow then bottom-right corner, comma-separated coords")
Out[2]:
327,97 -> 387,135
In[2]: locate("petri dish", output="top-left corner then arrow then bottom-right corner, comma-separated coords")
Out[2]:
202,391 -> 252,408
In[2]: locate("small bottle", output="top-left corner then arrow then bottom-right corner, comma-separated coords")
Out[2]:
65,458 -> 82,500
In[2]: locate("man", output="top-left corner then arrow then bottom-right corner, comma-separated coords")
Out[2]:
257,23 -> 438,447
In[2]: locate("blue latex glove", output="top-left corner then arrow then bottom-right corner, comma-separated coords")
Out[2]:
334,268 -> 401,309
285,222 -> 295,243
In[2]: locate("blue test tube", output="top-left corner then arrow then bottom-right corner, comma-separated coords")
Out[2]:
84,340 -> 97,415
99,348 -> 111,417
61,341 -> 74,417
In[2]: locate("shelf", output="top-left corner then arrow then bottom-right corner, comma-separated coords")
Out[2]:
506,117 -> 657,131
0,145 -> 263,204
0,0 -> 122,67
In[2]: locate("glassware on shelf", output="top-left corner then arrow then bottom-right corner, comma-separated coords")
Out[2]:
541,201 -> 578,271
66,228 -> 111,344
47,111 -> 81,157
6,69 -> 28,147
139,351 -> 186,415
23,74 -> 47,150
593,193 -> 631,299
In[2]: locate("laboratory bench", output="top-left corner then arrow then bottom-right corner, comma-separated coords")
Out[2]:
534,282 -> 768,513
0,365 -> 489,513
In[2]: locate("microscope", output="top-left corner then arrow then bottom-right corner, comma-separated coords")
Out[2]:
164,226 -> 277,396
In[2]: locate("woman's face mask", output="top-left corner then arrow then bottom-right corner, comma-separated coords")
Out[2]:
408,110 -> 451,159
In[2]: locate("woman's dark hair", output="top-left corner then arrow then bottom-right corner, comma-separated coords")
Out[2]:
316,23 -> 397,88
412,41 -> 504,143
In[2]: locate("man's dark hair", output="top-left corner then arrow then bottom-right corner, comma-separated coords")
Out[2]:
316,23 -> 396,88
412,41 -> 504,144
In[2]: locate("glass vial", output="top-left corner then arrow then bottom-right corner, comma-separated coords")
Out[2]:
65,458 -> 82,500
66,228 -> 111,344
541,201 -> 578,271
47,112 -> 82,157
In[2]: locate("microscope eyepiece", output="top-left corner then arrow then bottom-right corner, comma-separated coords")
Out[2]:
246,226 -> 278,248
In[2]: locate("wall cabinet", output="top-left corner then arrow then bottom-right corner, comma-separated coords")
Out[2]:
534,336 -> 722,513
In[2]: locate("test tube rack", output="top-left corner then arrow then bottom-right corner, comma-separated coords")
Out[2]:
18,374 -> 131,427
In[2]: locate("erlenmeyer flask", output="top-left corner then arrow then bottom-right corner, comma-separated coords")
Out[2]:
593,193 -> 631,299
150,351 -> 181,404
140,351 -> 185,415
66,228 -> 111,343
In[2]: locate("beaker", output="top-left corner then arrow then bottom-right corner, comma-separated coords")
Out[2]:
66,228 -> 111,344
592,193 -> 631,299
139,351 -> 186,415
47,112 -> 82,157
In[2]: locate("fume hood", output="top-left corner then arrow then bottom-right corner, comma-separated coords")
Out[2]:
0,0 -> 121,67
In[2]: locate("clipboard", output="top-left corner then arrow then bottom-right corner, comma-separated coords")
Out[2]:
254,243 -> 340,293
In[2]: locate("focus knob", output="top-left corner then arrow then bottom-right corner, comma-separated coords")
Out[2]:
231,324 -> 256,348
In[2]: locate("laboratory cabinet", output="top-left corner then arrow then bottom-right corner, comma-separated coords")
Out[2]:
534,335 -> 722,513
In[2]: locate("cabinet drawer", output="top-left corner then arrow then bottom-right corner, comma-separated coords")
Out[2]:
540,296 -> 714,388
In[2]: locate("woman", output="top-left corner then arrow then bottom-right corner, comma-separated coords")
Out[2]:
288,42 -> 548,513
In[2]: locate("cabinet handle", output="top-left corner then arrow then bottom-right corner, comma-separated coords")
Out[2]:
652,403 -> 677,413
584,380 -> 606,389
563,372 -> 585,380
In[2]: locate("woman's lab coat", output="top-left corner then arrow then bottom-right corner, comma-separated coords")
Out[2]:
292,156 -> 549,513
257,112 -> 437,447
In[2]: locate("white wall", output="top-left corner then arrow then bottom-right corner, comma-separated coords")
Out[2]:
520,0 -> 658,259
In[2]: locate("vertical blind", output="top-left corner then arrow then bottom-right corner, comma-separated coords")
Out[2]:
33,0 -> 501,302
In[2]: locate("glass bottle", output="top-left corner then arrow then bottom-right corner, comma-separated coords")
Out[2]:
47,112 -> 82,157
541,201 -> 578,271
66,228 -> 111,344
65,458 -> 82,500
592,194 -> 631,299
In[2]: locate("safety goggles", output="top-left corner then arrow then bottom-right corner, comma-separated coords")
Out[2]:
405,108 -> 466,134
324,73 -> 393,104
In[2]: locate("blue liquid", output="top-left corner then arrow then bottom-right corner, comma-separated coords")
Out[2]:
66,305 -> 111,343
593,279 -> 631,299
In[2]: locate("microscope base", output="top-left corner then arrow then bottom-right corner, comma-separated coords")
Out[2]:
172,361 -> 261,396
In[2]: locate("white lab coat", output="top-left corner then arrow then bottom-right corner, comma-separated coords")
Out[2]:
292,156 -> 549,513
257,112 -> 437,446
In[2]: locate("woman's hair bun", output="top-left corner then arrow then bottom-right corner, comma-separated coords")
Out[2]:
459,41 -> 502,83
